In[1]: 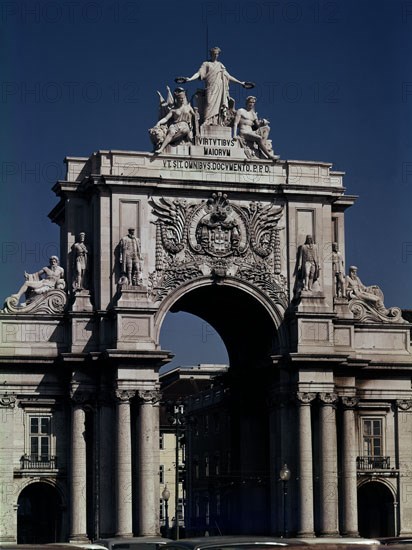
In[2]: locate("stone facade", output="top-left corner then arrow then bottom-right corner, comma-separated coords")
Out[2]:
0,127 -> 411,541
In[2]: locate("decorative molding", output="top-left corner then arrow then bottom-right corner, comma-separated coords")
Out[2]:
2,289 -> 67,315
348,298 -> 406,324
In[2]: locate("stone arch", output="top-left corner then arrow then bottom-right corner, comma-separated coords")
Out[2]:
357,479 -> 396,537
17,479 -> 64,543
155,276 -> 288,363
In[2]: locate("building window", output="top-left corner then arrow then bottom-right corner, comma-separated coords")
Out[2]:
357,417 -> 389,469
30,416 -> 51,460
159,433 -> 164,449
194,457 -> 199,479
204,415 -> 209,434
362,418 -> 383,457
159,464 -> 164,484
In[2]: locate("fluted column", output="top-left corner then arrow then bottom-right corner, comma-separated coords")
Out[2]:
70,392 -> 89,542
138,390 -> 160,535
115,389 -> 135,537
341,396 -> 359,536
319,392 -> 339,536
296,392 -> 316,537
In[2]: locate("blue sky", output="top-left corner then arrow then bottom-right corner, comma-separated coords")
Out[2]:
1,0 -> 411,368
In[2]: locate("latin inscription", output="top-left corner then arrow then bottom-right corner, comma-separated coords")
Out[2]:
162,159 -> 270,173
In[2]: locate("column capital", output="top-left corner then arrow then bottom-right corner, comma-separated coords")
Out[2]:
138,389 -> 161,404
70,388 -> 93,405
114,389 -> 136,403
318,392 -> 338,405
296,392 -> 316,404
341,396 -> 359,409
396,399 -> 412,411
0,394 -> 16,408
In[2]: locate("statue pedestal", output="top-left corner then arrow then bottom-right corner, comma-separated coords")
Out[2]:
72,291 -> 93,312
117,286 -> 148,308
333,297 -> 353,319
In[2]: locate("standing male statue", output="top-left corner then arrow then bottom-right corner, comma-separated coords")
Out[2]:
119,228 -> 142,286
177,46 -> 253,126
332,242 -> 345,297
296,235 -> 320,292
72,231 -> 88,291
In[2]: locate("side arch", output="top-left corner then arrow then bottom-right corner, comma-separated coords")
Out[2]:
17,479 -> 65,543
357,479 -> 396,537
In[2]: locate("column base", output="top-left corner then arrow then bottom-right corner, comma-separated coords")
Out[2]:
342,532 -> 360,537
116,532 -> 134,538
297,532 -> 316,538
319,532 -> 340,537
70,535 -> 90,543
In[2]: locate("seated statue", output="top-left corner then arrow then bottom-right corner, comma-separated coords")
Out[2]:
345,265 -> 404,323
149,88 -> 196,154
233,96 -> 279,161
12,256 -> 66,305
345,266 -> 386,311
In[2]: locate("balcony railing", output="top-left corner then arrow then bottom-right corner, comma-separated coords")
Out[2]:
356,456 -> 390,470
20,455 -> 57,469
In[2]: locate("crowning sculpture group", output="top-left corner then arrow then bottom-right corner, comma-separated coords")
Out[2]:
0,48 -> 404,324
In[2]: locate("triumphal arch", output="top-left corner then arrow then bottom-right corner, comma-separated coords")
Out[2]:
1,49 -> 412,542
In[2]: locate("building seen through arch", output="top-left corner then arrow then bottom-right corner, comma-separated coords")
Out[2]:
1,53 -> 412,543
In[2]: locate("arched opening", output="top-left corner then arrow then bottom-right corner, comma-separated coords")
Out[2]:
358,481 -> 395,537
158,283 -> 280,536
17,482 -> 61,543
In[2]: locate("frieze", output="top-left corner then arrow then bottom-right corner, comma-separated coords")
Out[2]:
149,192 -> 287,306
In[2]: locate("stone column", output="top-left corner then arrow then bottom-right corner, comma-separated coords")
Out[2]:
319,392 -> 339,536
114,390 -> 135,537
341,396 -> 359,536
296,392 -> 316,537
70,393 -> 89,542
137,390 -> 160,535
99,391 -> 115,537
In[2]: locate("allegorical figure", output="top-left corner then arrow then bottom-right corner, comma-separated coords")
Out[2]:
72,232 -> 88,291
119,228 -> 142,286
12,256 -> 65,304
152,88 -> 196,153
345,266 -> 387,313
233,96 -> 278,160
177,46 -> 252,125
332,242 -> 345,297
296,235 -> 320,292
